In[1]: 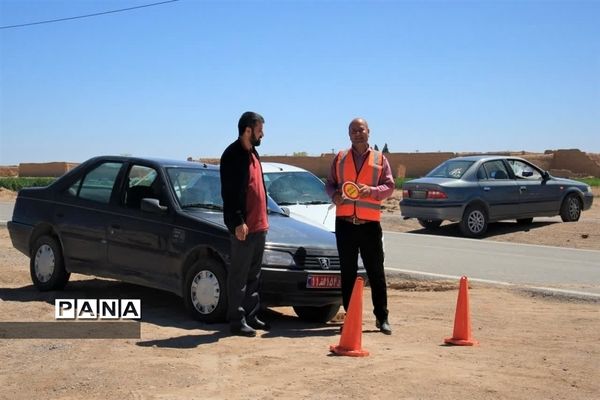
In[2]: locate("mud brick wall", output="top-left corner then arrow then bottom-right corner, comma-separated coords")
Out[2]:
195,149 -> 600,179
0,166 -> 19,177
386,152 -> 455,178
550,149 -> 600,177
18,162 -> 79,177
261,155 -> 335,178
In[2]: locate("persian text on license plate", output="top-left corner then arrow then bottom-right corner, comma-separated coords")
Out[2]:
306,275 -> 341,289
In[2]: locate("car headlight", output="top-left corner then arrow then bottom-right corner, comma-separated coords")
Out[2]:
262,249 -> 296,267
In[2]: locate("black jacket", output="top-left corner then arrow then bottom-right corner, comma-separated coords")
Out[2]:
219,139 -> 267,234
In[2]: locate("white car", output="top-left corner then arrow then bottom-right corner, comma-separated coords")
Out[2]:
262,162 -> 335,231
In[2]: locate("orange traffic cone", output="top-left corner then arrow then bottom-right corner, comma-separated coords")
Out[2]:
329,277 -> 369,357
444,276 -> 479,346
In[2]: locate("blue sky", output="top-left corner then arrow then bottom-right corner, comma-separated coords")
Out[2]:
1,0 -> 599,164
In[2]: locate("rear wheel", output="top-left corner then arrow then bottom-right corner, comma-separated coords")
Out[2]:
30,235 -> 70,291
460,205 -> 488,238
560,194 -> 581,222
293,304 -> 340,323
417,219 -> 442,230
517,218 -> 533,225
184,259 -> 227,323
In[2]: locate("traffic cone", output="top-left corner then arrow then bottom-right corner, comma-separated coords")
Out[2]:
444,276 -> 479,346
329,277 -> 369,357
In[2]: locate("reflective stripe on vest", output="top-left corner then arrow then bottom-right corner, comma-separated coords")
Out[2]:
335,148 -> 383,221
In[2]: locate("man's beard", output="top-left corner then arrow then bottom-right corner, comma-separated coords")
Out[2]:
251,130 -> 261,147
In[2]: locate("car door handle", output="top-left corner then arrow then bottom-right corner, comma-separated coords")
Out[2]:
109,225 -> 121,235
519,186 -> 527,192
483,187 -> 491,191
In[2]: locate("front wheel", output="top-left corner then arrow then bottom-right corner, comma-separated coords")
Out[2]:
184,259 -> 227,323
417,219 -> 442,230
293,304 -> 340,323
30,235 -> 70,291
460,205 -> 488,238
560,194 -> 581,222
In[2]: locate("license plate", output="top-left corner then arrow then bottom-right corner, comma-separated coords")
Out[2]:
306,275 -> 341,289
411,190 -> 427,199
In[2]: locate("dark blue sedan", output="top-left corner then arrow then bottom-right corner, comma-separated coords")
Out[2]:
400,155 -> 594,237
8,156 -> 353,323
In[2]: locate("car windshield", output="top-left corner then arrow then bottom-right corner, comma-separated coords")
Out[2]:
166,167 -> 284,214
264,171 -> 331,206
426,160 -> 475,179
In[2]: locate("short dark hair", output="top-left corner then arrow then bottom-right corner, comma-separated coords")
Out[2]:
238,111 -> 265,136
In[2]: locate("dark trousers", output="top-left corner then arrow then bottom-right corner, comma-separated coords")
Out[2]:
335,218 -> 388,322
227,231 -> 267,324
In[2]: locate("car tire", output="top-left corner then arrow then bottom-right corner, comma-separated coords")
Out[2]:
293,304 -> 340,323
460,205 -> 488,238
30,235 -> 70,291
560,194 -> 582,222
516,218 -> 533,225
184,259 -> 227,323
417,219 -> 442,230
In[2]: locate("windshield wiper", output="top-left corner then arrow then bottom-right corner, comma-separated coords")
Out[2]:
182,203 -> 223,211
298,200 -> 331,205
277,201 -> 297,206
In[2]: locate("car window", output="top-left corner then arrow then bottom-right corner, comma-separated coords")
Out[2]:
426,160 -> 474,179
167,168 -> 223,209
482,161 -> 510,180
123,165 -> 164,209
507,160 -> 542,180
264,172 -> 330,205
67,162 -> 122,203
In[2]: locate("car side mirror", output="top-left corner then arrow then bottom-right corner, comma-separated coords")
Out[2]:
541,171 -> 550,181
280,206 -> 291,216
141,198 -> 167,214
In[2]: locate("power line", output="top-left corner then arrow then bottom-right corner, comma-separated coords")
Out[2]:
0,0 -> 180,30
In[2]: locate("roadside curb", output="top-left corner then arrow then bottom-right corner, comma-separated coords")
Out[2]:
386,268 -> 600,302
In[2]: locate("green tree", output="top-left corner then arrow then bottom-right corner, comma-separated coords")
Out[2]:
292,151 -> 308,157
382,143 -> 389,153
374,144 -> 379,151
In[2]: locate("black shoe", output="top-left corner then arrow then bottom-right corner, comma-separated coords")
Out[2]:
230,321 -> 257,337
376,319 -> 392,335
247,316 -> 270,331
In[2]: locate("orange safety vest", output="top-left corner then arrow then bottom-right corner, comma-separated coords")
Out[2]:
335,148 -> 383,221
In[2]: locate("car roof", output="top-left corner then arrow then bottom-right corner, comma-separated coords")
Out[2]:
447,155 -> 523,162
261,162 -> 308,173
89,155 -> 219,170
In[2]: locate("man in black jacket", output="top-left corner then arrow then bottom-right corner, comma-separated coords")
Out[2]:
220,111 -> 269,337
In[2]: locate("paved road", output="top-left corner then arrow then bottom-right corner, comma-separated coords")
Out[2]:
383,231 -> 600,298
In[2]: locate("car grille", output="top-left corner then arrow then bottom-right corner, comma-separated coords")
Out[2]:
295,255 -> 341,270
305,255 -> 340,270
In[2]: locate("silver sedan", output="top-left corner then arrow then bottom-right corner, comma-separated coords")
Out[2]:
400,155 -> 594,237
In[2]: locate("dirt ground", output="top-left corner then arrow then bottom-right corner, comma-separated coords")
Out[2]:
0,189 -> 599,399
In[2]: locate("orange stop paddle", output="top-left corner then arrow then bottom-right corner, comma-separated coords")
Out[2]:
342,181 -> 360,200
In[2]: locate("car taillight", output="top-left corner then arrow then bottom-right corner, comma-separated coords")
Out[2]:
402,189 -> 409,198
427,190 -> 447,199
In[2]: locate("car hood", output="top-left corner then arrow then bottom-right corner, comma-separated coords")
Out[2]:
550,176 -> 586,187
181,209 -> 337,250
282,203 -> 336,232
